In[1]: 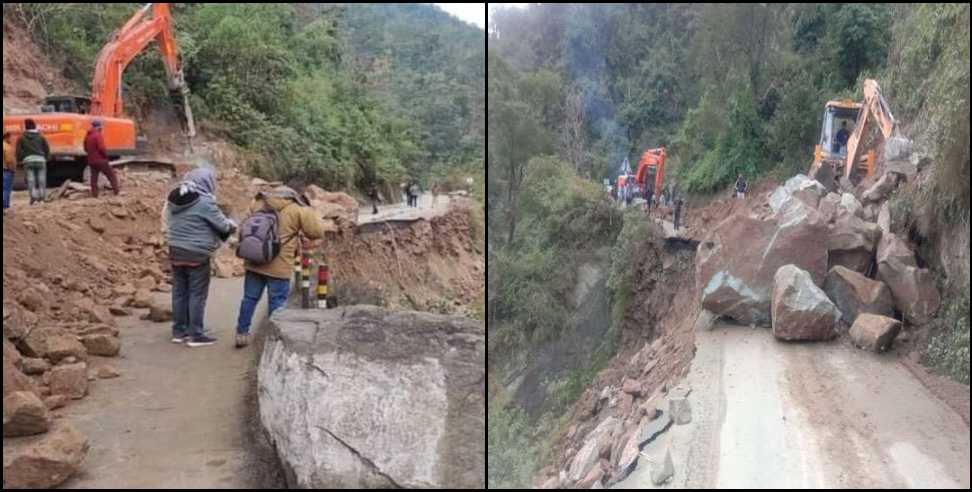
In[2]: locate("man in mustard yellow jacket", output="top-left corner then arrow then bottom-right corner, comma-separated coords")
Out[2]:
235,186 -> 324,348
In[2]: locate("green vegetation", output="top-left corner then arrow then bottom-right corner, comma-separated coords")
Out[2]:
488,393 -> 538,489
488,156 -> 621,355
923,292 -> 970,385
8,3 -> 484,195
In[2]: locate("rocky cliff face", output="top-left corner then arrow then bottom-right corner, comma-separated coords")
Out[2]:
258,306 -> 485,489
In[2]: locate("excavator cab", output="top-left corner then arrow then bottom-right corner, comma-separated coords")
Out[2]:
818,101 -> 860,158
811,80 -> 896,187
40,96 -> 93,115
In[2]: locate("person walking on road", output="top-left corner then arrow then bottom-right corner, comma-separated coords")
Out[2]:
673,190 -> 684,233
409,181 -> 421,208
166,168 -> 237,348
734,174 -> 748,200
84,120 -> 121,198
3,132 -> 15,214
16,119 -> 50,205
234,186 -> 324,348
368,182 -> 380,215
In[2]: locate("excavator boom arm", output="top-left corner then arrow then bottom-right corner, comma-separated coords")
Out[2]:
90,3 -> 195,137
844,79 -> 895,179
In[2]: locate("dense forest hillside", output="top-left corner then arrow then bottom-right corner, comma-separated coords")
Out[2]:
3,3 -> 485,196
488,3 -> 969,489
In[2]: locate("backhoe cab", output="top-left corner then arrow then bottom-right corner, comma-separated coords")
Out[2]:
810,79 -> 897,188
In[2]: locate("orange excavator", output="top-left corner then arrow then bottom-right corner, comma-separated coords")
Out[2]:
635,147 -> 666,200
2,3 -> 195,185
809,79 -> 896,186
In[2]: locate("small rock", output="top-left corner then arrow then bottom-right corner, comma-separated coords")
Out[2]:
669,396 -> 693,425
96,365 -> 121,379
2,391 -> 50,437
81,334 -> 121,357
135,275 -> 157,292
1,420 -> 90,489
87,218 -> 106,234
142,303 -> 173,323
622,378 -> 643,396
43,395 -> 68,410
109,306 -> 132,317
112,284 -> 136,297
20,358 -> 51,376
131,289 -> 153,308
649,447 -> 675,486
849,314 -> 902,353
49,363 -> 88,400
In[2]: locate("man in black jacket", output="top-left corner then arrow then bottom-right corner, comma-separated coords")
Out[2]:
16,119 -> 51,205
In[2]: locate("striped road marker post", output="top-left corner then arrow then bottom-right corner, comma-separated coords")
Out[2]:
301,254 -> 312,309
293,245 -> 302,287
317,260 -> 330,309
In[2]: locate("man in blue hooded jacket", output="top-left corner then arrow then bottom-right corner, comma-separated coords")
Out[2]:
165,168 -> 237,347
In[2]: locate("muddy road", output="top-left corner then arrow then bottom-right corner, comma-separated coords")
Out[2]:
616,322 -> 970,489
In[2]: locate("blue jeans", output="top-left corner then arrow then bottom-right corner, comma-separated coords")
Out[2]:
171,262 -> 212,338
2,170 -> 13,210
25,165 -> 46,204
237,271 -> 290,335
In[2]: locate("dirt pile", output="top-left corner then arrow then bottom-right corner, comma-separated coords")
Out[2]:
538,234 -> 699,488
2,15 -> 78,113
324,199 -> 485,317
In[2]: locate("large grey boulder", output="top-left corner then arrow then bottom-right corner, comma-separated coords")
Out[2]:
823,266 -> 895,325
772,265 -> 841,341
258,306 -> 485,489
827,214 -> 882,274
769,175 -> 827,215
698,205 -> 828,326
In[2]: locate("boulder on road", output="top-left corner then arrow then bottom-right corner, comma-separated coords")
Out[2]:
2,420 -> 89,489
4,338 -> 21,368
669,396 -> 692,425
769,175 -> 827,215
143,302 -> 173,323
827,214 -> 882,274
80,334 -> 121,357
850,314 -> 902,353
18,327 -> 87,364
877,259 -> 941,325
698,206 -> 828,326
648,446 -> 675,486
817,193 -> 842,224
876,233 -> 917,268
259,306 -> 484,489
838,193 -> 865,220
621,378 -> 643,397
3,357 -> 37,398
570,416 -> 619,484
772,265 -> 841,341
862,173 -> 898,204
20,357 -> 51,376
3,391 -> 50,437
49,362 -> 88,400
884,137 -> 913,162
823,267 -> 895,325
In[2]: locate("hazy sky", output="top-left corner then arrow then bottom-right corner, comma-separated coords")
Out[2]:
488,3 -> 529,24
435,3 -> 487,29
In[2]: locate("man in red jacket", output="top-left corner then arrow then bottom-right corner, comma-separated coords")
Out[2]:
84,120 -> 120,198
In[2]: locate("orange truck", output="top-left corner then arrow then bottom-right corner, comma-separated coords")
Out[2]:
2,3 -> 195,186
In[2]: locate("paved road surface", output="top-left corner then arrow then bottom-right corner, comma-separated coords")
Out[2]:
615,323 -> 970,489
59,279 -> 283,489
355,192 -> 456,226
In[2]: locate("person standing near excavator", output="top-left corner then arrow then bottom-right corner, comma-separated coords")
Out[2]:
84,120 -> 121,198
16,119 -> 50,206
